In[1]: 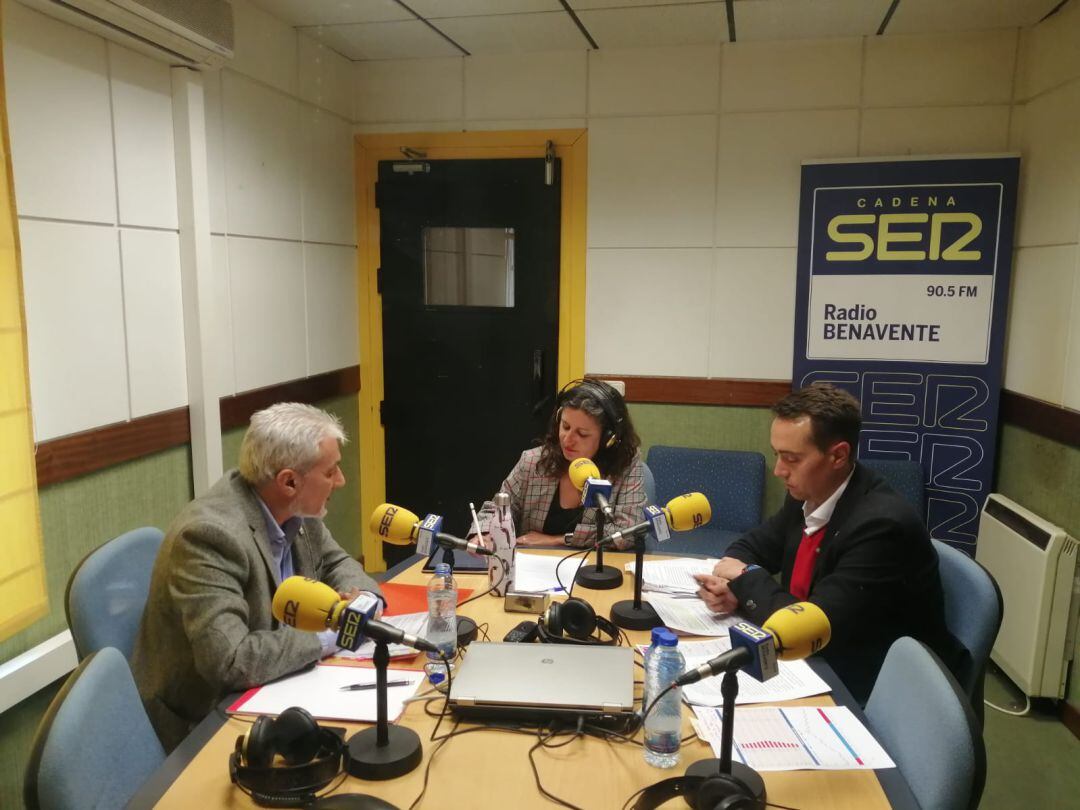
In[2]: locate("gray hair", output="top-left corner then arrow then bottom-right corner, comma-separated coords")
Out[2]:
238,402 -> 347,486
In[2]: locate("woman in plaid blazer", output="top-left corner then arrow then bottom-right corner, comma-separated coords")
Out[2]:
477,379 -> 646,549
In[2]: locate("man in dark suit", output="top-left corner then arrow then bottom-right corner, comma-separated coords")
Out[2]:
695,384 -> 961,703
132,403 -> 382,751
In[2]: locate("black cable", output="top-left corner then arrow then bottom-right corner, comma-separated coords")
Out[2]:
555,546 -> 592,597
456,553 -> 507,608
407,716 -> 459,810
527,722 -> 587,810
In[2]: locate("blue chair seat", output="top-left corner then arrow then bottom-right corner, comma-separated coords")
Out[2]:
652,527 -> 741,559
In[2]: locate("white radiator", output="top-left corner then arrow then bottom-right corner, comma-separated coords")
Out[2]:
975,494 -> 1079,699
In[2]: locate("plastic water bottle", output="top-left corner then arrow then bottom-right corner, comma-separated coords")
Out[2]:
487,492 -> 516,596
643,629 -> 684,768
425,563 -> 457,684
641,626 -> 666,713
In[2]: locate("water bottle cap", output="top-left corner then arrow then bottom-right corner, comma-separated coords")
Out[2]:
650,627 -> 666,644
657,628 -> 678,647
434,562 -> 452,576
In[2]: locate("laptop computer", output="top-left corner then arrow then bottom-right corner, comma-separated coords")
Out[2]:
448,642 -> 636,724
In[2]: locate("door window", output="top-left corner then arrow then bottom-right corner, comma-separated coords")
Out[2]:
422,226 -> 515,307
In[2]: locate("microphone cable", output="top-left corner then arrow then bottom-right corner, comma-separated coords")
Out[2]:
456,552 -> 508,609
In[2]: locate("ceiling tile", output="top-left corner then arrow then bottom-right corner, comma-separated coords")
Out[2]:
887,0 -> 1061,35
247,0 -> 410,26
571,0 -> 708,8
577,4 -> 729,48
306,20 -> 463,60
409,1 -> 562,17
438,11 -> 589,54
735,0 -> 892,41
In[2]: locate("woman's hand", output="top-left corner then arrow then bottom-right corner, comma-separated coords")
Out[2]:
515,531 -> 562,547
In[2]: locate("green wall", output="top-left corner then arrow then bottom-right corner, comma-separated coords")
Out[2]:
0,393 -> 360,809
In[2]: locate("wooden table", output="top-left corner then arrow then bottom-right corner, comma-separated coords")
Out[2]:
133,552 -> 916,809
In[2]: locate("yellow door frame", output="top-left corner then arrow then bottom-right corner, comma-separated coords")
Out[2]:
355,129 -> 588,571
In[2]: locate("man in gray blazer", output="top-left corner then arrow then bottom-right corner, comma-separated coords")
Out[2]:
132,403 -> 382,751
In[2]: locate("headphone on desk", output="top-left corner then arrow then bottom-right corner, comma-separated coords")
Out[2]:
230,707 -> 345,807
556,378 -> 625,450
536,597 -> 619,646
632,773 -> 764,810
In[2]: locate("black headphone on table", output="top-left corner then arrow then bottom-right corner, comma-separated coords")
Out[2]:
556,378 -> 624,450
536,597 -> 619,646
230,707 -> 345,807
632,773 -> 764,810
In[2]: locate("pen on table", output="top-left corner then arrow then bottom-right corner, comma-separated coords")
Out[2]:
340,679 -> 412,692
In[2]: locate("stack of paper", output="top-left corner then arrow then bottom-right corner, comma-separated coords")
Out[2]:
512,552 -> 585,593
647,593 -> 740,636
625,557 -> 718,595
675,638 -> 831,705
331,612 -> 429,660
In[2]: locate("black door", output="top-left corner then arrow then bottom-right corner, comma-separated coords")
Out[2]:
378,158 -> 561,564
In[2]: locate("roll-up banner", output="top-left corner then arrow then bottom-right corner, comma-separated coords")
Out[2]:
793,156 -> 1020,550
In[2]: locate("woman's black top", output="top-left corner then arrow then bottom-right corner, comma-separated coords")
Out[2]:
542,487 -> 584,536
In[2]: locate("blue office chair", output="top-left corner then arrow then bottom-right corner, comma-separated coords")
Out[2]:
859,457 -> 925,516
641,461 -> 656,505
644,446 -> 765,557
933,539 -> 1003,724
866,637 -> 986,810
24,647 -> 166,810
65,527 -> 164,660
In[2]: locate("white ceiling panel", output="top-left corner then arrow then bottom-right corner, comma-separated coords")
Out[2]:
887,0 -> 1061,35
248,0 -> 410,26
577,4 -> 729,48
306,20 -> 464,60
438,11 -> 589,54
410,1 -> 562,17
571,0 -> 711,8
736,0 -> 892,41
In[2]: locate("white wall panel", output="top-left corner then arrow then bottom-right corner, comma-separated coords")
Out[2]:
721,38 -> 862,112
119,229 -> 187,416
304,244 -> 359,376
203,69 -> 229,234
108,44 -> 178,230
716,109 -> 859,248
211,236 -> 236,396
1004,245 -> 1076,405
588,115 -> 717,249
19,221 -> 128,440
228,237 -> 307,391
465,51 -> 586,121
588,44 -> 720,117
1012,81 -> 1080,249
464,118 -> 586,131
230,0 -> 299,97
1015,0 -> 1080,101
354,121 -> 463,135
859,105 -> 1011,157
223,72 -> 302,240
1065,249 -> 1080,412
585,248 -> 713,376
709,248 -> 798,380
299,34 -> 354,120
301,106 -> 356,246
864,30 -> 1017,108
3,2 -> 116,224
354,57 -> 463,123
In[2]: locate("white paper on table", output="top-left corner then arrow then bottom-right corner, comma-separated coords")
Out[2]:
625,557 -> 718,594
691,705 -> 896,771
647,593 -> 740,636
677,638 -> 831,705
512,552 -> 585,593
330,612 -> 430,660
230,665 -> 426,723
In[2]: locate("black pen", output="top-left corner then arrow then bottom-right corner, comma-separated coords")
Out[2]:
339,679 -> 412,692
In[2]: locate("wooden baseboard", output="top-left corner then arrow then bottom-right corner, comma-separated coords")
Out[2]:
1000,390 -> 1080,449
35,366 -> 360,487
1063,701 -> 1080,742
603,375 -> 792,407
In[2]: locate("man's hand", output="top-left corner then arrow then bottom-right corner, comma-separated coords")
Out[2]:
711,556 -> 749,581
515,531 -> 561,547
693,574 -> 739,614
337,587 -> 362,602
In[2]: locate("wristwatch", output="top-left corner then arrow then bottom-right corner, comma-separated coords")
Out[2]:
739,564 -> 762,578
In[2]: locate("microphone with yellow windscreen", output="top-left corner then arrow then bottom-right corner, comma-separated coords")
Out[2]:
369,503 -> 422,546
567,457 -> 614,518
761,600 -> 831,660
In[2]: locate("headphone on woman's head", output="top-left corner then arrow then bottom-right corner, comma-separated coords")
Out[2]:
230,707 -> 345,807
556,378 -> 624,450
537,597 -> 619,646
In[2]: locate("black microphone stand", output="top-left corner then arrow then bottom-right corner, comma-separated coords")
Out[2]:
684,669 -> 766,804
575,508 -> 623,590
609,527 -> 661,630
346,638 -> 423,779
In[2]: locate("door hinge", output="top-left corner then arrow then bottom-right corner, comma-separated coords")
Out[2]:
376,266 -> 383,295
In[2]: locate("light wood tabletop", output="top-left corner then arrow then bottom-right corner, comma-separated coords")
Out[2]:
147,552 -> 905,810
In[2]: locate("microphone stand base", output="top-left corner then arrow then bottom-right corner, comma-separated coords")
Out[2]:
575,564 -> 623,590
684,759 -> 766,807
609,599 -> 662,631
345,725 -> 423,781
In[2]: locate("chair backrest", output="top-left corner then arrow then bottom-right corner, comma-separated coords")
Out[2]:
65,527 -> 164,660
866,637 -> 986,810
645,446 -> 765,533
859,457 -> 925,516
932,539 -> 1003,704
24,647 -> 166,810
641,461 -> 657,505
